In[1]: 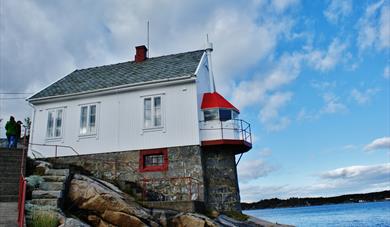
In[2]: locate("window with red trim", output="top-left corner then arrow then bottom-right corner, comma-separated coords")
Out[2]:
139,148 -> 168,172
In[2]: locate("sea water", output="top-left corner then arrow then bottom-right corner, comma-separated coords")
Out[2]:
243,201 -> 390,227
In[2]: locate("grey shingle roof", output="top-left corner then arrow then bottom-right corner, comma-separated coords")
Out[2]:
29,50 -> 204,100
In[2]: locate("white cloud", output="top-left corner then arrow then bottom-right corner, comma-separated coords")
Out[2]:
271,0 -> 300,13
238,159 -> 275,183
357,0 -> 389,51
350,88 -> 379,105
364,137 -> 390,152
321,163 -> 389,182
0,0 -> 299,136
324,0 -> 352,24
306,38 -> 348,71
259,92 -> 293,131
384,66 -> 390,79
232,53 -> 301,131
320,92 -> 347,114
260,147 -> 273,157
240,163 -> 390,202
379,5 -> 390,49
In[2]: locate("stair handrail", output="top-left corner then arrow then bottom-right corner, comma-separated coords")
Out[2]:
28,142 -> 80,157
17,128 -> 27,227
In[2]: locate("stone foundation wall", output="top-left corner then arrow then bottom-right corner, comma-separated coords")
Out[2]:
202,149 -> 241,212
45,145 -> 204,202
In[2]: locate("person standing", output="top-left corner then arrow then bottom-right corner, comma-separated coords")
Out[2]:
5,116 -> 17,149
16,121 -> 22,147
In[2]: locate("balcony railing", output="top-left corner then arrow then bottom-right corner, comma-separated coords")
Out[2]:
199,119 -> 252,145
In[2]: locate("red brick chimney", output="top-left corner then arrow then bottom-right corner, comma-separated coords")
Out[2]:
135,45 -> 148,63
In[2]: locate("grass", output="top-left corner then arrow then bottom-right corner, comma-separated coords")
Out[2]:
30,210 -> 58,227
223,211 -> 250,221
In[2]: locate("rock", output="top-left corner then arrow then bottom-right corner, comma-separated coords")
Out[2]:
34,161 -> 52,175
216,214 -> 253,227
101,210 -> 148,227
87,215 -> 116,227
209,210 -> 220,219
150,208 -> 179,226
246,216 -> 295,227
58,217 -> 91,227
168,213 -> 219,227
69,174 -> 157,227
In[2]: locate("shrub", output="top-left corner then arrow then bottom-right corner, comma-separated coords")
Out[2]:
30,210 -> 58,227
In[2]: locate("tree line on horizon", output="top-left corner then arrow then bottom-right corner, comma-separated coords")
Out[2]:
241,190 -> 390,210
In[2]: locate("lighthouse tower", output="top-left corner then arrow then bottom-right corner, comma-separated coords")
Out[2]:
199,42 -> 252,212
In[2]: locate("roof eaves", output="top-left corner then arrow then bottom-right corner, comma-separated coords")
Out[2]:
28,74 -> 196,104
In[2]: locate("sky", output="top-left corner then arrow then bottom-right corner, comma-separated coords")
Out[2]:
0,0 -> 389,202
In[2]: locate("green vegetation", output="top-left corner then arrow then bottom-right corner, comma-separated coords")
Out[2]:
26,175 -> 43,189
30,210 -> 58,227
223,211 -> 249,221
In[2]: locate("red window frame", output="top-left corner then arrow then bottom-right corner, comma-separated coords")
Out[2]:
139,148 -> 168,172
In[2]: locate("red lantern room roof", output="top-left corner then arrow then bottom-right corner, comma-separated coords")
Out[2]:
201,92 -> 239,113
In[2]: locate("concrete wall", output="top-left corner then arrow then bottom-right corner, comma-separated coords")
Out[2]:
30,81 -> 200,157
45,145 -> 205,202
202,148 -> 242,212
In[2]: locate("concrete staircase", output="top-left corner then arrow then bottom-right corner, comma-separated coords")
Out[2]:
0,148 -> 24,202
0,148 -> 25,227
30,166 -> 69,208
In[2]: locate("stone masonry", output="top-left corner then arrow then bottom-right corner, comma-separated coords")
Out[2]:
45,145 -> 204,202
45,145 -> 242,213
202,149 -> 241,212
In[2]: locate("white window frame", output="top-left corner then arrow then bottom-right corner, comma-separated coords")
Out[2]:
46,107 -> 65,140
79,103 -> 99,137
142,94 -> 165,131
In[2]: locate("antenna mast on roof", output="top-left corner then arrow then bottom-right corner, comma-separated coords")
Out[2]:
206,34 -> 216,92
147,21 -> 150,58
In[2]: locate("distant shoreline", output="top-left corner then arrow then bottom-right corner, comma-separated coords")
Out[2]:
241,190 -> 390,210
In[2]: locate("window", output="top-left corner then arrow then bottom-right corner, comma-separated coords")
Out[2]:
232,110 -> 239,119
219,109 -> 232,121
203,109 -> 238,121
80,104 -> 97,136
139,148 -> 168,172
144,154 -> 164,167
46,108 -> 64,139
204,109 -> 218,121
143,96 -> 162,129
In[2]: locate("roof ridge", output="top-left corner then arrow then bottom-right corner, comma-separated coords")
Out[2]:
74,49 -> 205,72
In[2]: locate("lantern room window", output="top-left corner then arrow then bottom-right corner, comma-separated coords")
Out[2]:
204,109 -> 218,121
203,108 -> 239,121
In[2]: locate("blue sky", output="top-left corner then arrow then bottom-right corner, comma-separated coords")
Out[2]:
0,0 -> 389,202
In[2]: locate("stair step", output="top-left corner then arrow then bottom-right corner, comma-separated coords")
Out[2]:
39,182 -> 64,191
1,173 -> 22,178
42,175 -> 66,182
0,152 -> 24,157
31,199 -> 58,206
45,169 -> 69,176
0,183 -> 19,195
0,177 -> 19,183
32,190 -> 62,199
0,195 -> 19,202
0,156 -> 23,161
0,162 -> 22,168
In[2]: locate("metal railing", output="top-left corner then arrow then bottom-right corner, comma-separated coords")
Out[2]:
29,143 -> 79,158
140,176 -> 201,201
17,128 -> 27,227
199,119 -> 252,144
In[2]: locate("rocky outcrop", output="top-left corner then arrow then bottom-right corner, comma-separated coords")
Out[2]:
24,159 -> 294,227
68,174 -> 158,227
168,213 -> 219,227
